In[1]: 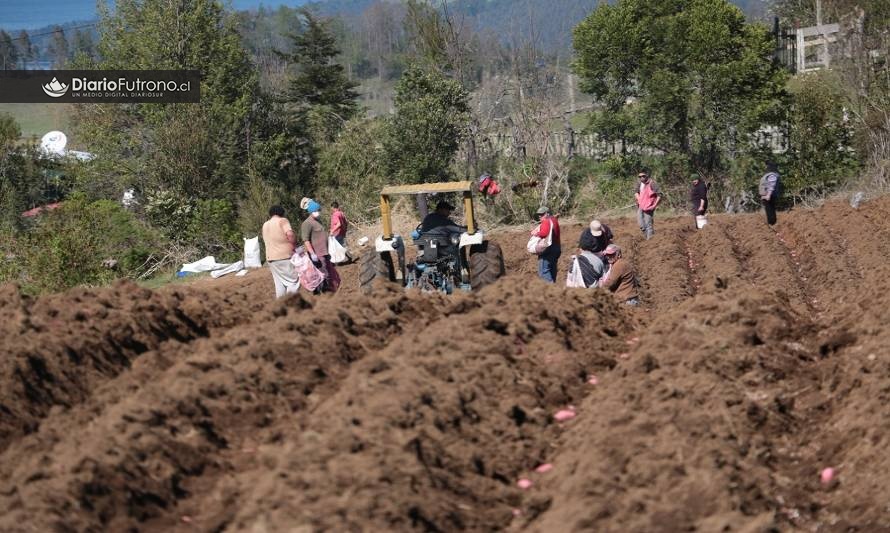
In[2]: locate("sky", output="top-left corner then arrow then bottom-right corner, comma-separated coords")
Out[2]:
0,0 -> 309,30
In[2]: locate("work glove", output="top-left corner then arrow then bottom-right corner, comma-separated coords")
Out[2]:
310,253 -> 319,263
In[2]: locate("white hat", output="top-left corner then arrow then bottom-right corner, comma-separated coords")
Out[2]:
589,220 -> 604,237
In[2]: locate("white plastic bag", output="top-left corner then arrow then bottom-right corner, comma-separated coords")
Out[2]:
244,236 -> 262,268
526,221 -> 554,254
566,256 -> 585,288
291,247 -> 325,291
328,235 -> 348,264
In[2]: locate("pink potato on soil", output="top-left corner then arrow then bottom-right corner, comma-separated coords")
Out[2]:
554,409 -> 576,421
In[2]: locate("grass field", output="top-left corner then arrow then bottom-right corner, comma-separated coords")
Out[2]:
0,103 -> 71,139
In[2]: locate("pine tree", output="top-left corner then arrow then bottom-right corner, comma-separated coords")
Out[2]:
15,31 -> 34,69
47,26 -> 69,68
0,31 -> 18,70
280,9 -> 359,127
71,29 -> 97,61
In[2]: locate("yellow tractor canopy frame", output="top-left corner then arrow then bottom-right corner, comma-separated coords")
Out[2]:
379,181 -> 476,240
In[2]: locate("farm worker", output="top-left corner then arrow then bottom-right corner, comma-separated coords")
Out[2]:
421,201 -> 467,236
330,201 -> 348,245
578,219 -> 613,255
600,244 -> 639,306
301,200 -> 339,293
759,161 -> 781,226
634,170 -> 661,239
262,205 -> 299,299
690,174 -> 708,228
532,206 -> 561,283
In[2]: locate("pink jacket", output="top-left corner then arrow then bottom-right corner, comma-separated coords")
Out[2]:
330,209 -> 347,238
636,181 -> 660,211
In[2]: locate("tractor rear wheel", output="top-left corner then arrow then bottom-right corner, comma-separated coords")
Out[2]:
469,241 -> 505,291
359,250 -> 396,294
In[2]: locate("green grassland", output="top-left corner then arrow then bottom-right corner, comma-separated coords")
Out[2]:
0,103 -> 71,139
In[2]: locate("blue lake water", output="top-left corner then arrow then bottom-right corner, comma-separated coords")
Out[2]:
1,0 -> 309,30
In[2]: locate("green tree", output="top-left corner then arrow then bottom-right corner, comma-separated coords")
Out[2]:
47,26 -> 69,67
15,31 -> 35,69
316,117 -> 388,221
0,31 -> 18,70
279,9 -> 360,142
71,29 -> 97,62
72,0 -> 260,207
383,65 -> 469,184
574,0 -> 788,183
785,71 -> 859,197
0,115 -> 55,231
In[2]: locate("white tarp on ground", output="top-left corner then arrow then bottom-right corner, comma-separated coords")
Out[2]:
211,260 -> 244,278
180,256 -> 230,273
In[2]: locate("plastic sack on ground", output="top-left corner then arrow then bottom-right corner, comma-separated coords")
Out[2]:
328,236 -> 349,264
244,236 -> 262,268
566,256 -> 585,288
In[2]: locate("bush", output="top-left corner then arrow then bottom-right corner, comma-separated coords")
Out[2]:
316,118 -> 389,225
785,71 -> 860,201
143,188 -> 193,239
186,198 -> 241,257
14,194 -> 165,293
238,174 -> 285,238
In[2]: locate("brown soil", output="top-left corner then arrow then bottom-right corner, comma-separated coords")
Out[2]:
3,198 -> 890,532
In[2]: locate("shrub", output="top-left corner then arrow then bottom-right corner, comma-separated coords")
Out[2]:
785,71 -> 860,201
186,198 -> 241,257
16,194 -> 165,293
316,118 -> 389,225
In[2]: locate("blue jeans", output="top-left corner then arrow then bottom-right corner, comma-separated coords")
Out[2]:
538,244 -> 561,283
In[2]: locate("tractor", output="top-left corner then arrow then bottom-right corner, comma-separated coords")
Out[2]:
359,181 -> 505,294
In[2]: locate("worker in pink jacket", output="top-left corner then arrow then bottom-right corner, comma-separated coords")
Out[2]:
634,171 -> 661,240
329,201 -> 348,245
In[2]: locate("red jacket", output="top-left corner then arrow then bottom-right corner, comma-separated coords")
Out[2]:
330,209 -> 347,238
536,215 -> 561,246
635,181 -> 661,211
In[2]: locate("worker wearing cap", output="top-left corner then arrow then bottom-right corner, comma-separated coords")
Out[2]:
600,244 -> 639,306
421,200 -> 466,235
301,199 -> 339,293
634,171 -> 661,240
532,206 -> 561,283
579,219 -> 613,255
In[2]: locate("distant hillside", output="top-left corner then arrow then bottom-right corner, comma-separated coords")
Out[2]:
304,0 -> 769,53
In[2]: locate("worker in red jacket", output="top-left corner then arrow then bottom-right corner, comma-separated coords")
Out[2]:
532,206 -> 561,283
634,171 -> 661,240
329,201 -> 348,245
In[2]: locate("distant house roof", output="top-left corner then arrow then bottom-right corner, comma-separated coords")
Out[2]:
21,202 -> 63,218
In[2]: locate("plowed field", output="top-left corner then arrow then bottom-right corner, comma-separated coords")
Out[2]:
2,198 -> 890,532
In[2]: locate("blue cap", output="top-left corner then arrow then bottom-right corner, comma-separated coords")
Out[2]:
307,200 -> 321,213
